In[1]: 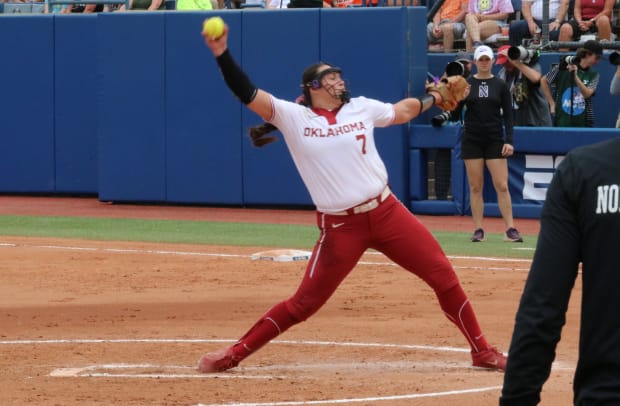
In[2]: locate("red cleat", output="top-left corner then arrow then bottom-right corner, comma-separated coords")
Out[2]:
197,346 -> 240,373
472,347 -> 507,371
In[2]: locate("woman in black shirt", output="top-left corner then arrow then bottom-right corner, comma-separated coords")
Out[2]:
461,45 -> 523,243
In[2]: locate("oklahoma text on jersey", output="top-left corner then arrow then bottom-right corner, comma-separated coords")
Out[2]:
303,122 -> 367,137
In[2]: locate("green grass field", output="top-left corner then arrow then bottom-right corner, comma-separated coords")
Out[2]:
0,215 -> 536,259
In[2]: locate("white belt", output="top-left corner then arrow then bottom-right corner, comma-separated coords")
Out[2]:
328,186 -> 391,216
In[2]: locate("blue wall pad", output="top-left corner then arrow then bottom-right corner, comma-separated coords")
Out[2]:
0,16 -> 55,192
241,10 -> 320,206
409,149 -> 426,200
97,13 -> 167,202
410,125 -> 464,215
165,12 -> 244,204
411,200 -> 460,215
54,15 -> 99,193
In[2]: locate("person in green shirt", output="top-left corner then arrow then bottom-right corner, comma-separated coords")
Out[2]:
176,0 -> 213,9
540,40 -> 602,127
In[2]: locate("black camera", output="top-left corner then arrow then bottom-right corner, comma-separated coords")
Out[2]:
445,61 -> 470,78
610,51 -> 620,66
561,49 -> 587,68
508,46 -> 537,63
431,111 -> 452,127
563,55 -> 581,65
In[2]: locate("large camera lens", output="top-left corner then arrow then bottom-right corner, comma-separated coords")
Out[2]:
445,61 -> 465,77
564,55 -> 581,65
431,111 -> 452,127
508,46 -> 526,61
508,46 -> 536,62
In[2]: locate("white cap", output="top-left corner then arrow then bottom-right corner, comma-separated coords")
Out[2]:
474,45 -> 494,61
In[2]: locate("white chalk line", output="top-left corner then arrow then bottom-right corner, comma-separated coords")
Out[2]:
49,364 -> 286,380
0,338 -> 469,352
197,386 -> 504,406
0,241 -> 532,271
48,360 -> 473,380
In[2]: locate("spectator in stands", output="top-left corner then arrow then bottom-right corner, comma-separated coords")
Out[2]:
177,0 -> 213,9
557,0 -> 614,44
464,0 -> 514,51
508,0 -> 569,46
267,0 -> 290,7
80,3 -> 105,11
496,45 -> 553,126
540,40 -> 601,127
45,1 -> 72,12
427,0 -> 469,52
119,0 -> 165,10
459,45 -> 523,243
331,0 -> 377,6
287,0 -> 331,6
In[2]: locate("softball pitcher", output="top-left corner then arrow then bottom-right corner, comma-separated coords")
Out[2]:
198,21 -> 507,373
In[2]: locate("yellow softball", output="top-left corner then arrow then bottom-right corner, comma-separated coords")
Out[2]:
202,16 -> 225,40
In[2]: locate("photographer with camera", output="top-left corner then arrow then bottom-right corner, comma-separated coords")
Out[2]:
496,45 -> 553,126
540,40 -> 602,127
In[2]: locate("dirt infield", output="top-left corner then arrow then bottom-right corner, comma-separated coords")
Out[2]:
0,197 -> 576,406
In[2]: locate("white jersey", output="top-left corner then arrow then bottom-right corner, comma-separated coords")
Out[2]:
268,95 -> 395,213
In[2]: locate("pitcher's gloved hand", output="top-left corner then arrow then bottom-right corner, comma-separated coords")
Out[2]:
425,76 -> 470,111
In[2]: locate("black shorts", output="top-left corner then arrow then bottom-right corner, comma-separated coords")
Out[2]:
460,138 -> 505,160
565,19 -> 598,40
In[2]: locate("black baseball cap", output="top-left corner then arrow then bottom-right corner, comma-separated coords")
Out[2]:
582,40 -> 603,56
454,51 -> 472,63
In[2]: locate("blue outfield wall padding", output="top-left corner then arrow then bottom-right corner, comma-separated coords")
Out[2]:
451,144 -> 466,215
409,149 -> 426,200
0,16 -> 55,192
513,127 -> 620,153
96,13 -> 167,202
54,15 -> 99,194
483,202 -> 543,219
409,124 -> 463,215
165,12 -> 244,205
410,200 -> 460,215
241,10 -> 320,206
410,124 -> 460,148
407,7 -> 434,125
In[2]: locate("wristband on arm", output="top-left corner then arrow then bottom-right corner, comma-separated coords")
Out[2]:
216,49 -> 258,105
416,94 -> 436,115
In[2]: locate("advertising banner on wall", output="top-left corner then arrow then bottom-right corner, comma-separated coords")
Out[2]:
507,153 -> 566,205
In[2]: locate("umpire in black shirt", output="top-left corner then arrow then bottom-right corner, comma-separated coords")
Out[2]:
500,137 -> 620,405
